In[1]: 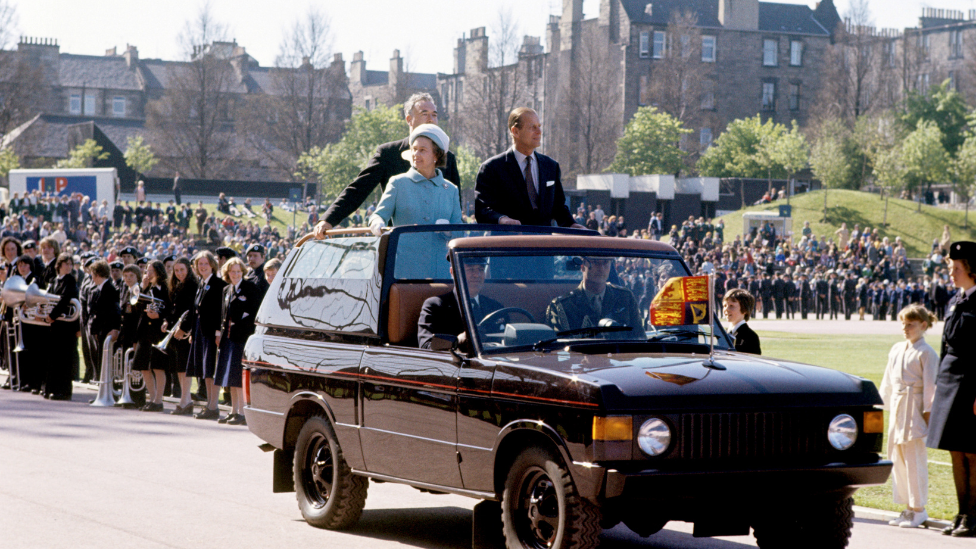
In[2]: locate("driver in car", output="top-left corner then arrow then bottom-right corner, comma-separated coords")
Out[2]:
546,256 -> 644,339
417,256 -> 503,349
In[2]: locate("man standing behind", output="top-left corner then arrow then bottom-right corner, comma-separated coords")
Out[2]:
313,93 -> 460,237
475,107 -> 583,228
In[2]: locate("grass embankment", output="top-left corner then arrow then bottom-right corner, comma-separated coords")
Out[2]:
760,330 -> 955,519
716,189 -> 976,258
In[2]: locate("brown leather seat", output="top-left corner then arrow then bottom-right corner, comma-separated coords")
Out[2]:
387,282 -> 452,347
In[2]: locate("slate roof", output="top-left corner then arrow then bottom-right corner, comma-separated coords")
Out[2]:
620,0 -> 832,35
138,59 -> 249,94
6,114 -> 145,158
364,70 -> 388,86
621,0 -> 723,28
59,54 -> 142,90
758,2 -> 829,35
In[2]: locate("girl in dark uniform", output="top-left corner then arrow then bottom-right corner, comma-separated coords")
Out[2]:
42,253 -> 79,400
0,236 -> 21,390
133,260 -> 171,412
214,257 -> 258,425
167,257 -> 198,416
929,241 -> 976,537
187,252 -> 226,420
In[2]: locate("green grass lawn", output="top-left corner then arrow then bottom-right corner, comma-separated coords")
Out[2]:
759,329 -> 956,519
186,203 -> 311,237
717,189 -> 976,258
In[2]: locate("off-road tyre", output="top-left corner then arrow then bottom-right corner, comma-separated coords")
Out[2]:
753,495 -> 854,549
501,446 -> 602,549
293,415 -> 368,529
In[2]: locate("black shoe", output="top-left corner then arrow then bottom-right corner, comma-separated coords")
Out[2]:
953,515 -> 976,537
217,413 -> 233,424
1,382 -> 10,390
170,404 -> 194,416
48,393 -> 71,401
946,515 -> 965,536
18,385 -> 31,392
194,407 -> 219,420
31,389 -> 42,395
226,413 -> 246,426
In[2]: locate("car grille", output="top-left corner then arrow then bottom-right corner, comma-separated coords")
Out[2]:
677,412 -> 826,460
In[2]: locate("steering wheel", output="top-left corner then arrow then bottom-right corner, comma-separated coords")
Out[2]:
478,307 -> 535,329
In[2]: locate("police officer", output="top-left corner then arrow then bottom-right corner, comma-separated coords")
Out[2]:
929,241 -> 976,537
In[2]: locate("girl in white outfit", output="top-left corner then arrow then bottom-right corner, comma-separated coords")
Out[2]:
880,304 -> 938,528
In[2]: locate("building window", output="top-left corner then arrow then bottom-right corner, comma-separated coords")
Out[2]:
789,83 -> 801,111
763,39 -> 778,66
69,94 -> 81,114
84,95 -> 96,115
653,31 -> 666,59
762,82 -> 776,110
883,41 -> 896,67
918,33 -> 930,58
639,31 -> 650,58
917,73 -> 929,91
701,80 -> 715,110
790,40 -> 803,66
457,80 -> 463,103
112,96 -> 126,117
950,30 -> 964,58
364,98 -> 371,110
702,35 -> 716,62
639,75 -> 649,105
700,128 -> 713,148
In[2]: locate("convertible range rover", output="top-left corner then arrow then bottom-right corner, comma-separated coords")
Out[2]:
242,224 -> 891,549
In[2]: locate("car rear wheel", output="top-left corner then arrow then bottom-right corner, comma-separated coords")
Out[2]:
501,446 -> 601,549
293,415 -> 368,529
753,495 -> 853,549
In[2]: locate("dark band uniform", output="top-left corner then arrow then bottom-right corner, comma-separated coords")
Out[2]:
186,273 -> 226,380
167,276 -> 198,375
546,283 -> 644,340
214,279 -> 259,388
87,278 -> 121,379
929,242 -> 976,453
730,322 -> 761,355
44,272 -> 79,398
132,284 -> 169,373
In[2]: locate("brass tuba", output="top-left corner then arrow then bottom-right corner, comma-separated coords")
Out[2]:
19,284 -> 81,326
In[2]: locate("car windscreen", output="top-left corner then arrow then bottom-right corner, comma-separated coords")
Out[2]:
453,251 -> 732,353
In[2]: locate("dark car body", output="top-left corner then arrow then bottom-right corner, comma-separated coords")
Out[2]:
243,225 -> 891,546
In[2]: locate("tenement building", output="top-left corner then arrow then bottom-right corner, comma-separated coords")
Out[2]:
438,0 -> 842,178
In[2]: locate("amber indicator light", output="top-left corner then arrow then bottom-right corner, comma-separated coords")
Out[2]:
863,411 -> 883,434
593,416 -> 633,441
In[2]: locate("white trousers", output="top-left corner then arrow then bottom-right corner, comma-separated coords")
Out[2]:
891,437 -> 928,508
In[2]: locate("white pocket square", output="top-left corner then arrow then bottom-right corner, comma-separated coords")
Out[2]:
242,312 -> 250,318
546,180 -> 555,187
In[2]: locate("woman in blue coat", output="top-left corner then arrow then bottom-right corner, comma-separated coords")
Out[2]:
929,241 -> 976,537
368,124 -> 461,280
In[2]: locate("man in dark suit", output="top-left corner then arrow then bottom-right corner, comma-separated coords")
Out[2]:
546,257 -> 643,340
417,257 -> 503,350
313,93 -> 460,235
475,107 -> 584,229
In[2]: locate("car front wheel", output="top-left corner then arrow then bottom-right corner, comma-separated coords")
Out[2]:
293,415 -> 368,529
501,446 -> 601,549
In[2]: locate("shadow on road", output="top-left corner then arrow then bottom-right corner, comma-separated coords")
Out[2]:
340,506 -> 472,548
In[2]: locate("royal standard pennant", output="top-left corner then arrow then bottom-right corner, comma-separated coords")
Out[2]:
649,276 -> 710,326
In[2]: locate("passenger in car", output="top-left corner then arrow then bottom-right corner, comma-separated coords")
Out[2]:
417,256 -> 502,349
545,257 -> 644,339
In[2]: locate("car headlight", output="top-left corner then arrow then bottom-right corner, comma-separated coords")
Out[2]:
638,418 -> 671,456
828,414 -> 858,450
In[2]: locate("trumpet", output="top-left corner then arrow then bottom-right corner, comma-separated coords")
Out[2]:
154,310 -> 189,354
130,289 -> 166,314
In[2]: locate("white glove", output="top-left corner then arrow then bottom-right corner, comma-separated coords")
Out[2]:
369,217 -> 385,236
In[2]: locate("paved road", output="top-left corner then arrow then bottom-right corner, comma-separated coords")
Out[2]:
0,381 -> 965,549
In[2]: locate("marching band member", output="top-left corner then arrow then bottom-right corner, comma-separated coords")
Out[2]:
0,236 -> 21,390
133,260 -> 170,412
214,257 -> 258,425
188,252 -> 226,420
42,253 -> 79,400
13,255 -> 40,393
117,265 -> 145,408
85,260 -> 120,393
79,256 -> 97,383
36,237 -> 60,289
167,257 -> 198,416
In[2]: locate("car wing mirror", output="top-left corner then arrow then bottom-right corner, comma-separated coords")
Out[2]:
430,334 -> 458,352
